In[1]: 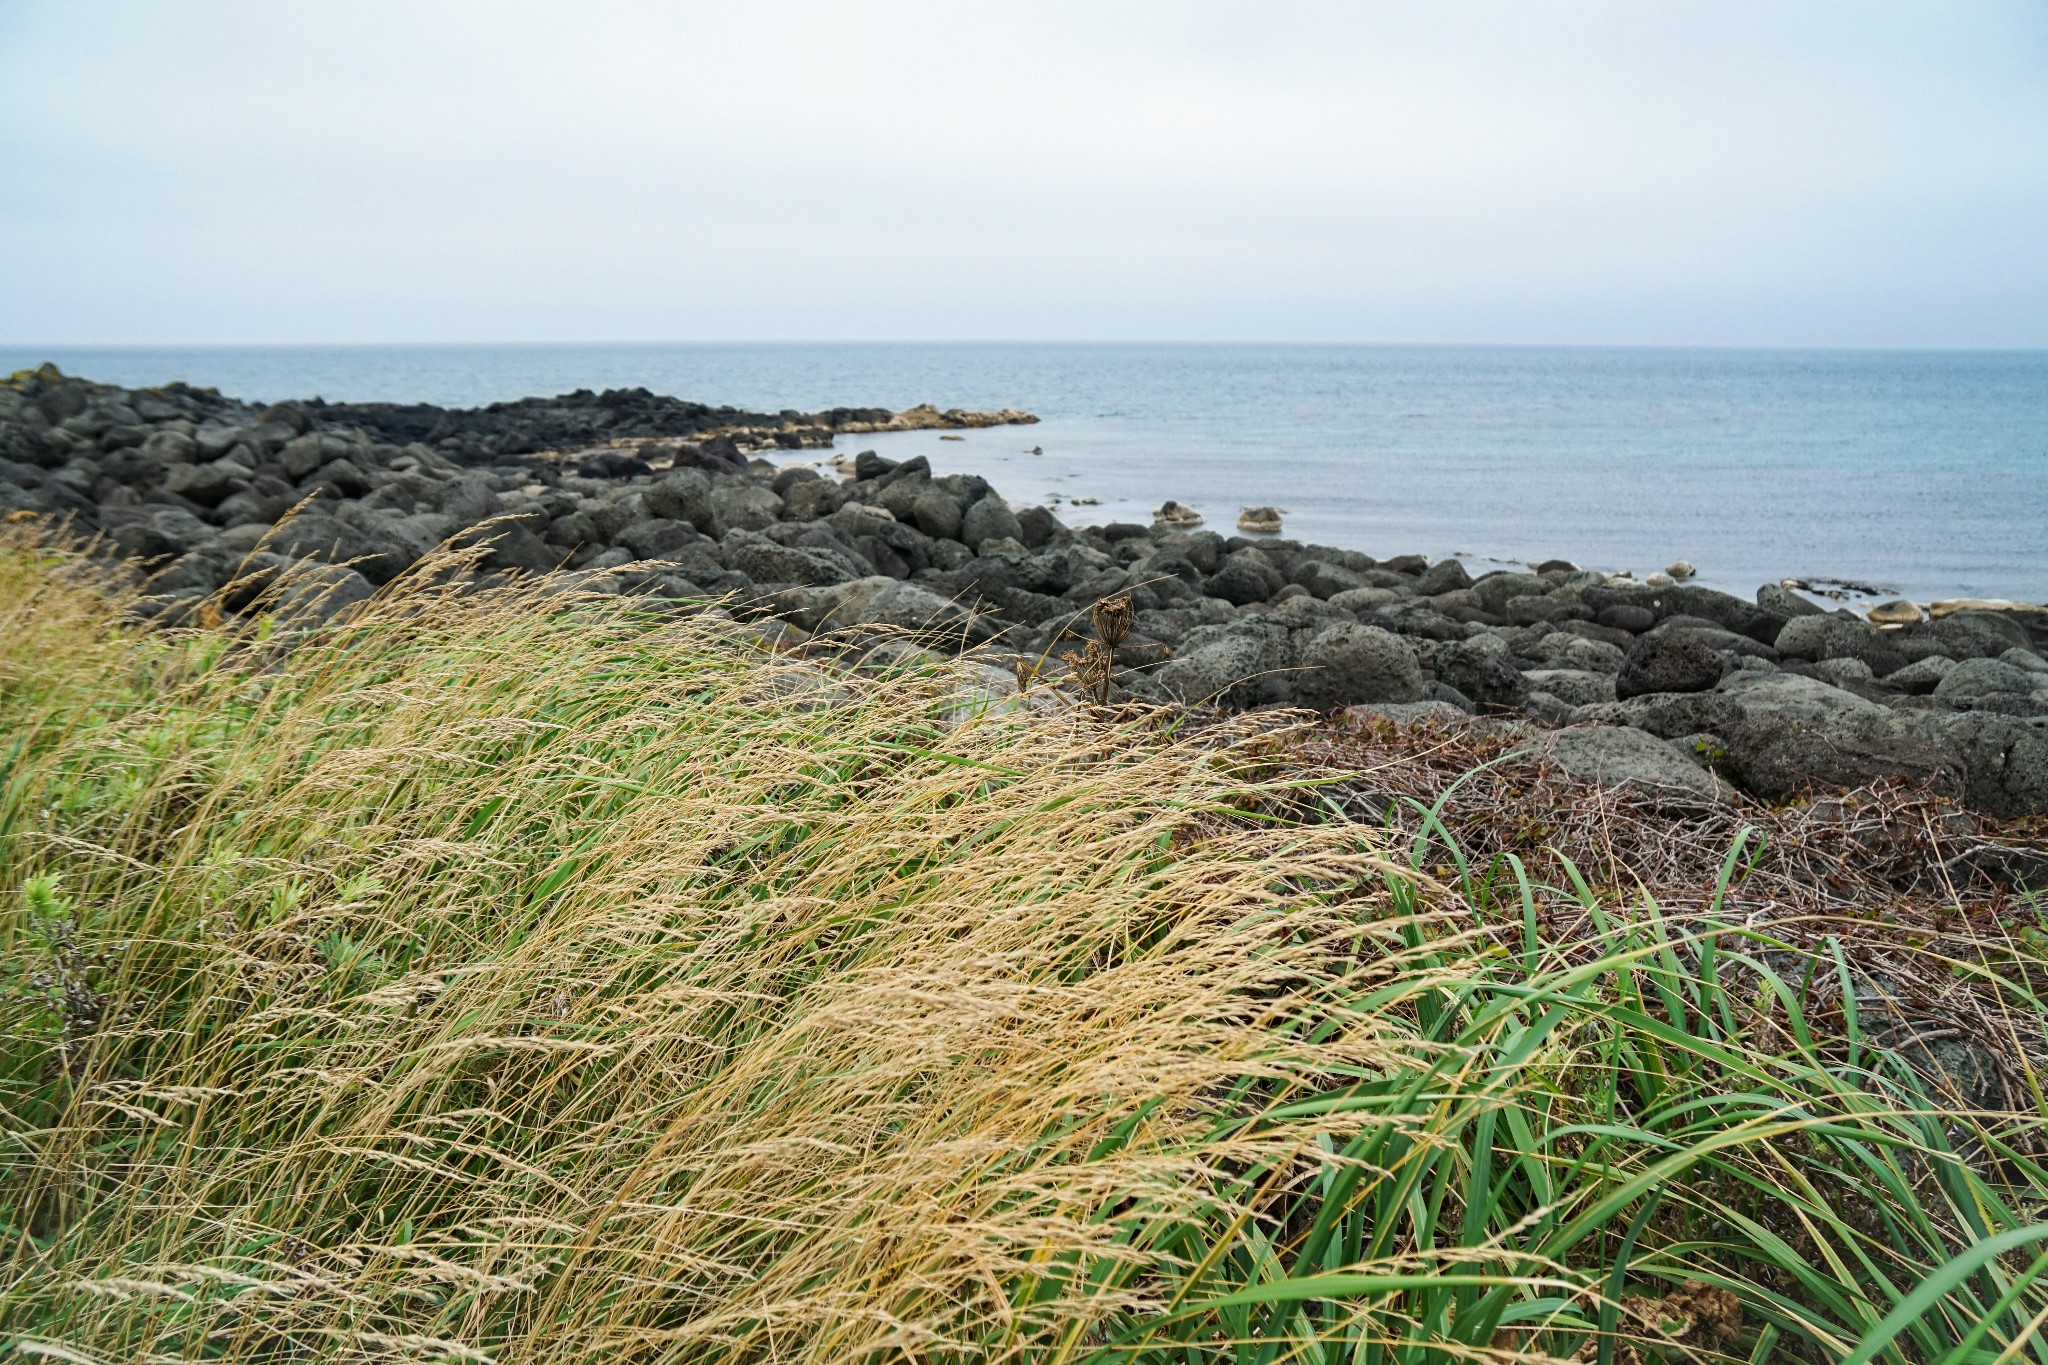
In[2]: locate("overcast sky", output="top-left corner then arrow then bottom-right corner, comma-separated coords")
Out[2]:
3,1 -> 2045,346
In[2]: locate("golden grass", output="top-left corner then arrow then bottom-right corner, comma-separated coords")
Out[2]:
3,529 -> 2046,1363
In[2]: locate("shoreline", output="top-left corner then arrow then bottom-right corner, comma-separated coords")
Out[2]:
4,364 -> 2044,819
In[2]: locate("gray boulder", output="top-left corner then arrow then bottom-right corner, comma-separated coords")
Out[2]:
435,473 -> 504,527
1290,559 -> 1371,600
1534,725 -> 1732,806
1414,559 -> 1473,595
1139,621 -> 1295,709
1433,635 -> 1529,711
645,469 -> 714,529
1935,657 -> 2045,707
1615,631 -> 1723,699
853,580 -> 992,647
271,564 -> 377,625
722,528 -> 858,587
1291,623 -> 1424,709
709,482 -> 784,536
1715,670 -> 1878,724
1756,583 -> 1825,618
1470,572 -> 1546,616
1520,668 -> 1617,707
1718,711 -> 1964,803
616,518 -> 703,559
1774,614 -> 1907,676
162,457 -> 248,508
1931,712 -> 2048,819
1886,654 -> 1958,695
1204,549 -> 1286,606
1916,611 -> 2032,661
960,494 -> 1024,550
454,521 -> 557,576
910,489 -> 965,541
1597,604 -> 1657,633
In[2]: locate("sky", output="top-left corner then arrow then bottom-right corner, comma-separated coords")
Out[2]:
2,1 -> 2045,347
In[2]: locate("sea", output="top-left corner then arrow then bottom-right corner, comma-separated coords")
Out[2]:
4,343 -> 2043,606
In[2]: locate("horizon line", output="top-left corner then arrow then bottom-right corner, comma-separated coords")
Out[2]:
9,338 -> 2048,355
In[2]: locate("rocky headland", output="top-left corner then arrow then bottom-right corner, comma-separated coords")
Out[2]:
5,364 -> 2046,822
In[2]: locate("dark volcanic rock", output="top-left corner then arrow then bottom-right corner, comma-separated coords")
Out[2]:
1615,632 -> 1724,700
1292,623 -> 1424,709
1433,636 -> 1528,712
1719,712 -> 1965,803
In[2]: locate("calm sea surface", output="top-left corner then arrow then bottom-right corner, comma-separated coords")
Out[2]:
5,343 -> 2043,604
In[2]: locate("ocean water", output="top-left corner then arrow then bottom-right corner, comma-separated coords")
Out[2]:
5,342 -> 2044,604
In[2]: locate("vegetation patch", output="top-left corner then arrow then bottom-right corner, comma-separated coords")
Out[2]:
2,530 -> 2046,1363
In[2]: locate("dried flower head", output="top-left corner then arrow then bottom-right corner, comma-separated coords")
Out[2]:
1091,595 -> 1135,649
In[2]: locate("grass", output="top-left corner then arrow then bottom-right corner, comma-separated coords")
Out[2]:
2,527 -> 2046,1363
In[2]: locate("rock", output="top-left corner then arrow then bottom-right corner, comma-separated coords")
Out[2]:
1931,712 -> 2048,818
1237,506 -> 1283,534
1774,614 -> 1907,676
959,494 -> 1023,550
1719,712 -> 1964,803
1585,583 -> 1788,645
1015,504 -> 1059,549
1756,582 -> 1825,618
1615,631 -> 1723,700
1139,622 -> 1293,708
1666,560 -> 1697,580
455,521 -> 558,576
852,581 -> 991,646
1597,604 -> 1657,633
1918,611 -> 2033,660
2006,648 -> 2048,676
1433,635 -> 1528,712
1204,549 -> 1285,606
1812,657 -> 1875,689
723,528 -> 858,587
1153,499 -> 1203,528
1503,595 -> 1588,627
910,489 -> 964,540
271,564 -> 377,625
1292,623 -> 1424,709
1933,657 -> 2045,707
161,457 -> 246,508
1929,598 -> 2039,618
1414,559 -> 1473,595
1424,681 -> 1474,712
1523,631 -> 1627,673
1715,669 -> 1878,724
435,473 -> 504,527
1534,726 -> 1732,806
1345,699 -> 1468,726
1886,655 -> 1959,695
1520,668 -> 1617,707
709,482 -> 783,537
1289,559 -> 1370,600
615,518 -> 703,559
1470,572 -> 1546,617
1868,598 -> 1924,626
1327,585 -> 1402,614
139,429 -> 198,464
645,469 -> 714,529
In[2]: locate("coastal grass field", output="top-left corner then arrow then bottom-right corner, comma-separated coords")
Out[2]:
5,530 -> 2048,1363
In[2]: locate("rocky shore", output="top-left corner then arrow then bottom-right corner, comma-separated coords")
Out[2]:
5,365 -> 2045,820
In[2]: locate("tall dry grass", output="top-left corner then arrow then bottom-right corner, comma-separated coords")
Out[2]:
3,529 -> 2047,1363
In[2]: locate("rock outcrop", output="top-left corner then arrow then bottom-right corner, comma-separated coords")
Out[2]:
7,364 -> 2045,819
